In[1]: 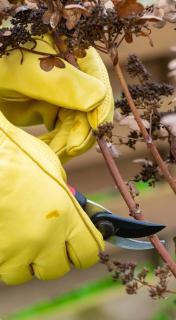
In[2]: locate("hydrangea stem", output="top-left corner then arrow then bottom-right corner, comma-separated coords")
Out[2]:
110,50 -> 176,194
97,137 -> 176,277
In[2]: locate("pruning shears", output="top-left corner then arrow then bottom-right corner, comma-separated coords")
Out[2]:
70,187 -> 166,250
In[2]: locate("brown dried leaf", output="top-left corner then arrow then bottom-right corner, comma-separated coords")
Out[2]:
124,31 -> 133,43
39,57 -> 55,72
50,11 -> 61,28
56,0 -> 63,10
115,0 -> 144,18
55,36 -> 68,53
53,57 -> 65,68
73,47 -> 86,58
42,10 -> 52,25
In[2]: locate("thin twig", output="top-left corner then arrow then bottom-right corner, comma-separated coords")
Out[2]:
4,46 -> 62,58
135,278 -> 176,294
112,134 -> 144,141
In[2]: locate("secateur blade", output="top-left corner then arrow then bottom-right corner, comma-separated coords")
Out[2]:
91,212 -> 165,239
108,236 -> 165,250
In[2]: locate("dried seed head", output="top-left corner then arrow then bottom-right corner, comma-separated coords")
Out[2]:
126,54 -> 151,82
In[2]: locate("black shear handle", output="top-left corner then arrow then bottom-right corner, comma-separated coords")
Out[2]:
69,187 -> 87,209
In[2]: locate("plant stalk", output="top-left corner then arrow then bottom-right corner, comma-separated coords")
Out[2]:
98,137 -> 176,277
110,48 -> 176,194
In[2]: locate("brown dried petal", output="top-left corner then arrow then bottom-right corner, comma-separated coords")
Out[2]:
55,36 -> 68,53
54,57 -> 65,68
42,10 -> 52,25
125,31 -> 133,43
73,47 -> 86,58
56,0 -> 63,10
50,11 -> 61,29
115,0 -> 144,18
39,57 -> 55,72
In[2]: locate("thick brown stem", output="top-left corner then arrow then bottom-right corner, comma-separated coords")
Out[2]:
111,53 -> 176,194
98,138 -> 176,278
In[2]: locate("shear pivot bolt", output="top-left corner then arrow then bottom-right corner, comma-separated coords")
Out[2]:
95,220 -> 115,239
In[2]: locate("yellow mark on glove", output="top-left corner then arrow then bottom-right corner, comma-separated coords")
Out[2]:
46,210 -> 60,219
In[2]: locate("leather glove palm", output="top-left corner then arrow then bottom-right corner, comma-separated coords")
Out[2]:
0,36 -> 114,163
0,112 -> 103,285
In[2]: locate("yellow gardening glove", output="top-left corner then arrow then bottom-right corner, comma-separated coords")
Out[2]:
0,112 -> 104,285
0,35 -> 114,163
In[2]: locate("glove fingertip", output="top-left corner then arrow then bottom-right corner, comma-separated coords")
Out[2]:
67,228 -> 104,269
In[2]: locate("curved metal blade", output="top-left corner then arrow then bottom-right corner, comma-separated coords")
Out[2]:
85,200 -> 166,238
108,236 -> 166,250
